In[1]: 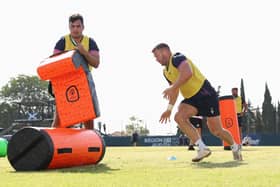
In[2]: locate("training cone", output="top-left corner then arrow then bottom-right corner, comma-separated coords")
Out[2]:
0,137 -> 8,157
167,156 -> 177,161
7,127 -> 106,171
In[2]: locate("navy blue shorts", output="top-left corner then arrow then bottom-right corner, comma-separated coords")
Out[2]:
237,114 -> 244,127
189,117 -> 202,128
181,80 -> 220,117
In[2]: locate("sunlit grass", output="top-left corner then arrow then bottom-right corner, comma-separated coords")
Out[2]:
0,146 -> 280,187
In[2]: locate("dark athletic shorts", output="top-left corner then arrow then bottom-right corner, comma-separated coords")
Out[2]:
189,117 -> 202,128
181,80 -> 220,117
237,114 -> 243,127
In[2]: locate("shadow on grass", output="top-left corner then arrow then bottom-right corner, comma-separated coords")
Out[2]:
56,163 -> 119,173
11,163 -> 119,174
192,161 -> 248,169
214,147 -> 260,152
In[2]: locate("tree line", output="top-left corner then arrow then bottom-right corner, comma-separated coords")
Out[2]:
0,75 -> 53,129
0,75 -> 279,135
0,75 -> 150,136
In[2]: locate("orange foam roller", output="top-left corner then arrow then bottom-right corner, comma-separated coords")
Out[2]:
37,50 -> 98,127
219,96 -> 241,148
7,127 -> 106,171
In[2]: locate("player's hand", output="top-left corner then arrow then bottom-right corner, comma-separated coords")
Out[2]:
159,110 -> 172,124
76,43 -> 87,56
162,86 -> 177,101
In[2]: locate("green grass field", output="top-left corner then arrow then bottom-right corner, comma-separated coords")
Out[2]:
1,146 -> 280,187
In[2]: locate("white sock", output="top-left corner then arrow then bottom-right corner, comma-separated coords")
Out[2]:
231,143 -> 238,152
195,138 -> 207,150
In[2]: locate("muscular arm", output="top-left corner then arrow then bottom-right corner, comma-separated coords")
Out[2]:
171,59 -> 193,90
76,43 -> 100,68
54,45 -> 100,68
159,89 -> 179,124
81,48 -> 100,68
242,102 -> 248,113
162,59 -> 192,102
53,49 -> 62,54
168,90 -> 179,111
168,81 -> 180,106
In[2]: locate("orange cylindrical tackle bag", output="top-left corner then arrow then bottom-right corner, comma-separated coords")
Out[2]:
7,127 -> 106,171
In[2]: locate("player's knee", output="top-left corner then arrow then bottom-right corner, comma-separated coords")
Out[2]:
209,128 -> 221,137
174,112 -> 180,123
174,112 -> 183,124
174,112 -> 192,126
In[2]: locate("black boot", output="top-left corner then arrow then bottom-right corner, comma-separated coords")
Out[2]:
188,145 -> 195,151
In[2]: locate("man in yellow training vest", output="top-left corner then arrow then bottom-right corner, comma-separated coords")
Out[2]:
232,87 -> 247,141
49,13 -> 100,129
152,43 -> 243,162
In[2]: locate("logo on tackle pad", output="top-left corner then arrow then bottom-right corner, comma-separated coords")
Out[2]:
66,85 -> 80,102
225,118 -> 233,128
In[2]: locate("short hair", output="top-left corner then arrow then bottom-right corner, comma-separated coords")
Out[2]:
232,87 -> 238,91
69,13 -> 84,25
152,43 -> 170,52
